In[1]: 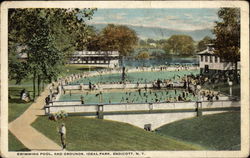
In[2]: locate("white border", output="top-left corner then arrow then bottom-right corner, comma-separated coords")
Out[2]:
1,1 -> 249,158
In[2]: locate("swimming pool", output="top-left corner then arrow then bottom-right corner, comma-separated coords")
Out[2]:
59,89 -> 197,104
70,69 -> 199,85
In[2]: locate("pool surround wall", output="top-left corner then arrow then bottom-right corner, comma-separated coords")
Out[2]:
45,100 -> 240,129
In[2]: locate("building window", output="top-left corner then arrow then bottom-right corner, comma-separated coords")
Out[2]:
215,56 -> 218,63
205,56 -> 208,62
210,56 -> 213,63
201,56 -> 203,62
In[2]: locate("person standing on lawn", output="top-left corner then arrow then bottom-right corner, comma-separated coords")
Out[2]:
59,123 -> 66,150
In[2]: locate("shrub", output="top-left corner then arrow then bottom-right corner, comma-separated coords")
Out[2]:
48,110 -> 68,121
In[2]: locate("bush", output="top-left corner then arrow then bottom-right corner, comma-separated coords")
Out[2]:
48,110 -> 68,121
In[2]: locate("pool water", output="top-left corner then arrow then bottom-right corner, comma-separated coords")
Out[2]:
70,69 -> 199,85
59,89 -> 197,104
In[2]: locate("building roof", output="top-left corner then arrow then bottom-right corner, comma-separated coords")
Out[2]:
197,49 -> 215,55
197,43 -> 217,56
73,51 -> 119,57
197,45 -> 216,56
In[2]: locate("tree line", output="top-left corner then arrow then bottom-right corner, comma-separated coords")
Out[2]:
137,35 -> 213,57
9,7 -> 240,99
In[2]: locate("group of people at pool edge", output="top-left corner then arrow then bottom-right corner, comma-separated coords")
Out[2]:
63,71 -> 225,105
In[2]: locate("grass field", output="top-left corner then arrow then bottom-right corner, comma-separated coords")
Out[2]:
8,65 -> 102,150
9,78 -> 34,122
62,65 -> 105,77
8,65 -> 94,122
32,116 -> 203,151
156,111 -> 240,150
9,131 -> 29,151
71,69 -> 199,84
59,89 -> 197,103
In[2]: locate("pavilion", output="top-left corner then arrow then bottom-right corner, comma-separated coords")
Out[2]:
197,44 -> 240,75
69,51 -> 120,68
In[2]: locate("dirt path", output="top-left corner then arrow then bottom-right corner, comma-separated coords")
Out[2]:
9,86 -> 62,151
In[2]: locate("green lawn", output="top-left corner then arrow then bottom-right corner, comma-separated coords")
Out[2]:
8,64 -> 97,122
8,65 -> 103,150
156,112 -> 240,150
62,65 -> 105,77
8,97 -> 33,122
9,78 -> 34,122
9,131 -> 29,151
32,116 -> 203,151
71,69 -> 199,84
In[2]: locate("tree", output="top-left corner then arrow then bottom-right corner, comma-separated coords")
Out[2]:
197,36 -> 213,52
87,24 -> 138,56
147,38 -> 156,44
26,18 -> 64,96
156,39 -> 168,49
85,27 -> 103,51
139,39 -> 147,46
8,42 -> 29,84
213,8 -> 240,82
163,35 -> 195,56
8,8 -> 96,98
136,51 -> 150,59
136,51 -> 150,67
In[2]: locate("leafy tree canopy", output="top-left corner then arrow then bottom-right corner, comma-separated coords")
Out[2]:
8,8 -> 96,97
197,36 -> 213,52
87,24 -> 138,56
136,51 -> 150,59
147,38 -> 156,43
213,8 -> 240,62
163,35 -> 195,56
8,8 -> 96,83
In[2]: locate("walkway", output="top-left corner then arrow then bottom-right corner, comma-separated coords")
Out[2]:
9,85 -> 61,151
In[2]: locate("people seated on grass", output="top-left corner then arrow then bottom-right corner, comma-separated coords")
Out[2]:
20,89 -> 30,102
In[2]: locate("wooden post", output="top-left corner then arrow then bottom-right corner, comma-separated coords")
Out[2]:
98,105 -> 104,119
196,101 -> 202,117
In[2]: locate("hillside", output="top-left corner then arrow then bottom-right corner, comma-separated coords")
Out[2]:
91,24 -> 213,41
32,116 -> 203,151
156,112 -> 240,150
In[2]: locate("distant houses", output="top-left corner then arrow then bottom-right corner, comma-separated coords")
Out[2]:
197,44 -> 240,74
69,51 -> 120,68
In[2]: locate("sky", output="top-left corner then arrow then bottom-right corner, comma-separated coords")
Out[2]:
87,8 -> 220,31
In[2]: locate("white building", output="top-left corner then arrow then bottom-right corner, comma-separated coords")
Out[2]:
69,51 -> 120,68
197,45 -> 240,74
